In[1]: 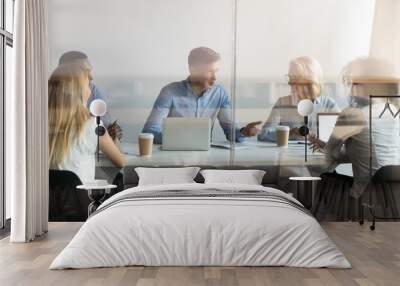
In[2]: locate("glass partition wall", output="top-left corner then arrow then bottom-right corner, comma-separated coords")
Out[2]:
48,0 -> 400,192
233,0 -> 376,168
48,0 -> 235,186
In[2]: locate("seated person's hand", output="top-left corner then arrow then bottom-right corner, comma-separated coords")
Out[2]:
289,127 -> 300,137
240,121 -> 262,137
289,127 -> 305,141
309,134 -> 326,152
113,137 -> 121,149
107,120 -> 123,147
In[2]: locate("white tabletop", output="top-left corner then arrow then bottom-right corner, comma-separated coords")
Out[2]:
97,141 -> 327,167
289,177 -> 322,181
77,184 -> 117,190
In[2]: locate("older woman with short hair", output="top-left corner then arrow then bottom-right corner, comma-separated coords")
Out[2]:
258,56 -> 340,142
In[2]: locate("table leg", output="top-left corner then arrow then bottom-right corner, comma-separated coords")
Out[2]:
304,181 -> 313,210
87,189 -> 107,216
297,181 -> 313,210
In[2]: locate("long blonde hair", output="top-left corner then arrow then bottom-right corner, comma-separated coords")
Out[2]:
48,64 -> 91,167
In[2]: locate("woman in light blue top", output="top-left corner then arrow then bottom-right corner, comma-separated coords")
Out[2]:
258,56 -> 340,142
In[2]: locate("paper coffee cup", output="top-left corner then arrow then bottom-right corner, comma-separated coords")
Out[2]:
276,126 -> 290,147
138,133 -> 154,156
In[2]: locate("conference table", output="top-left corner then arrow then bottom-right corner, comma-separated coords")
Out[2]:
98,141 -> 328,167
96,141 -> 353,183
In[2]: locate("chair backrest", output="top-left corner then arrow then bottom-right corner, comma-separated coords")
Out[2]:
49,169 -> 82,187
372,165 -> 400,183
49,169 -> 89,221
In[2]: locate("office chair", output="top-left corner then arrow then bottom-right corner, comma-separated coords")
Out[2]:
49,170 -> 90,222
360,165 -> 400,230
312,172 -> 361,221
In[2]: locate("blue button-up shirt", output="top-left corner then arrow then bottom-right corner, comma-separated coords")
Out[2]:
143,79 -> 244,144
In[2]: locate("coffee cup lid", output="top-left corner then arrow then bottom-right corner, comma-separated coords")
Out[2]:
139,133 -> 154,139
276,126 -> 290,131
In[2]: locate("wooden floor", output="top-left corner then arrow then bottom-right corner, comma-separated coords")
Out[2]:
0,222 -> 399,286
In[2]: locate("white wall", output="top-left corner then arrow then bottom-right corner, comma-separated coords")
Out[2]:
48,0 -> 234,78
370,0 -> 400,71
237,0 -> 375,80
48,0 -> 376,142
235,0 -> 376,124
49,0 -> 235,142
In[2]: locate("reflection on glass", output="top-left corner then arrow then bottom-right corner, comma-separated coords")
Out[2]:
5,0 -> 14,33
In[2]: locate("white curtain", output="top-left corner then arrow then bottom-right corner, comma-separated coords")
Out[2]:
370,0 -> 400,71
7,0 -> 49,242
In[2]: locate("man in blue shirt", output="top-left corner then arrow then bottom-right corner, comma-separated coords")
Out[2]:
58,51 -> 112,127
143,47 -> 261,144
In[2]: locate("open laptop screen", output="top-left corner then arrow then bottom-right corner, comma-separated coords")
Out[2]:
162,117 -> 211,151
317,113 -> 339,142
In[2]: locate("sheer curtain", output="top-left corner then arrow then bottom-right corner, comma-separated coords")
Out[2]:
370,0 -> 400,70
7,0 -> 48,242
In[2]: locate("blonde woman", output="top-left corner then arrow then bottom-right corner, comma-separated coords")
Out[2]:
49,64 -> 125,184
258,56 -> 339,142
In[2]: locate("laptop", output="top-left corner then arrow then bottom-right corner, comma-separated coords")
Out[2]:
317,113 -> 339,142
162,117 -> 211,151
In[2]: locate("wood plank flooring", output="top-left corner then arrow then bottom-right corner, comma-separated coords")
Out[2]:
0,222 -> 399,286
